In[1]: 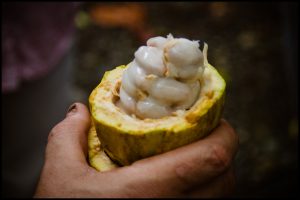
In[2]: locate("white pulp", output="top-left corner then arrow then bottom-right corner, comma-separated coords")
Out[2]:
118,34 -> 206,119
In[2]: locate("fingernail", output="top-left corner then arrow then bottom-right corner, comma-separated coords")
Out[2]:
66,103 -> 77,117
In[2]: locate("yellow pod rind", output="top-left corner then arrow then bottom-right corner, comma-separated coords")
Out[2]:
88,63 -> 226,169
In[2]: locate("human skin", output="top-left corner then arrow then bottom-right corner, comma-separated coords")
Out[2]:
34,103 -> 239,198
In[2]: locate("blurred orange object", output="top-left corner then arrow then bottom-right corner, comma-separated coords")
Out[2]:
89,3 -> 153,42
89,3 -> 152,42
90,3 -> 145,30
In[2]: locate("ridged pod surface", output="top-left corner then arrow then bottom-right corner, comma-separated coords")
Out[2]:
88,62 -> 226,169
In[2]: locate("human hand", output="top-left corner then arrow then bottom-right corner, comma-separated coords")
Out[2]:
34,102 -> 239,198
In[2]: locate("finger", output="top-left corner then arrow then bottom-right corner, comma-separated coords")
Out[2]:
112,119 -> 239,196
186,166 -> 236,198
45,102 -> 91,167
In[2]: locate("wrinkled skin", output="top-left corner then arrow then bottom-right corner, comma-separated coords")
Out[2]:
34,103 -> 239,198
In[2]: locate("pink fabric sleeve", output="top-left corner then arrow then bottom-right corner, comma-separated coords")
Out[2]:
2,3 -> 80,93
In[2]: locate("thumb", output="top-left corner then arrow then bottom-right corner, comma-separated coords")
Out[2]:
45,103 -> 91,167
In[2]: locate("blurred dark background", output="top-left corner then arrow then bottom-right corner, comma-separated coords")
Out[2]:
2,2 -> 298,197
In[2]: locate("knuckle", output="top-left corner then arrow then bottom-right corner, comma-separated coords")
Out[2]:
173,162 -> 203,194
174,163 -> 194,186
206,144 -> 231,172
